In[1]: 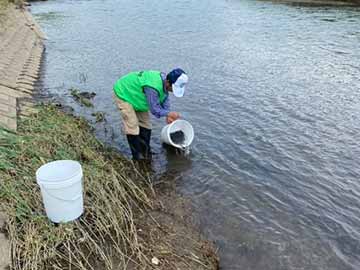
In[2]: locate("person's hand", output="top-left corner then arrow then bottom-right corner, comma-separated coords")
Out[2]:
166,111 -> 180,124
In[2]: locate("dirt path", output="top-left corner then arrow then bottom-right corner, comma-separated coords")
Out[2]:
0,4 -> 44,131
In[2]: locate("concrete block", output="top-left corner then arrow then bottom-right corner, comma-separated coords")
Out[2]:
0,101 -> 17,117
0,113 -> 17,131
0,94 -> 17,110
0,86 -> 17,98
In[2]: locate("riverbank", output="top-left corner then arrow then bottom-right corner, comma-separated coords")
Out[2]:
0,2 -> 44,269
0,105 -> 218,269
0,3 -> 218,270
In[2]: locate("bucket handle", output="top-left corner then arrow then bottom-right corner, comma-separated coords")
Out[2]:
42,186 -> 82,201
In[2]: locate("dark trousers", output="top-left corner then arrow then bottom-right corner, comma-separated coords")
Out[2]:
126,127 -> 152,160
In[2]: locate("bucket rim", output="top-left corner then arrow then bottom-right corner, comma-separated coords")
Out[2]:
168,119 -> 191,127
36,160 -> 82,185
37,171 -> 83,189
166,120 -> 194,148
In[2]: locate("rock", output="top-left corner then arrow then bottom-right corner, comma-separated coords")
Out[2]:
62,105 -> 75,115
151,257 -> 160,265
70,88 -> 96,99
78,92 -> 96,99
0,233 -> 10,270
91,111 -> 106,123
0,212 -> 6,228
70,88 -> 94,107
0,212 -> 9,270
79,97 -> 93,107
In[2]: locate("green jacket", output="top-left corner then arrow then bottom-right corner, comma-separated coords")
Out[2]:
113,70 -> 166,111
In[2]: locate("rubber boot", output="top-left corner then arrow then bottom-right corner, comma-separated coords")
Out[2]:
139,127 -> 152,159
126,135 -> 142,160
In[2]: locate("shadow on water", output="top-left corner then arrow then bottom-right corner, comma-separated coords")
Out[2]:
154,144 -> 193,185
132,143 -> 193,192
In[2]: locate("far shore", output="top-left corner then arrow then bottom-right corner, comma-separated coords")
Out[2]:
263,0 -> 360,6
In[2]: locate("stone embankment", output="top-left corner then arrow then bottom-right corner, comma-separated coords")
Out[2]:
0,4 -> 45,270
0,4 -> 44,131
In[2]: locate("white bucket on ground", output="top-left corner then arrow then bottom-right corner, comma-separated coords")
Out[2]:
160,119 -> 194,148
36,160 -> 84,223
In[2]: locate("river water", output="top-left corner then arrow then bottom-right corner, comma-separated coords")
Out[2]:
31,0 -> 360,269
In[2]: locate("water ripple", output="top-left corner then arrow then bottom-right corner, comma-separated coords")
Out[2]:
31,0 -> 360,269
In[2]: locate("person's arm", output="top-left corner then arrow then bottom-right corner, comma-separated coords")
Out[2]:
161,95 -> 180,123
144,87 -> 170,118
162,94 -> 170,111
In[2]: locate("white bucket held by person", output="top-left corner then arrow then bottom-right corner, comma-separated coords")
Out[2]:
36,160 -> 84,223
160,119 -> 194,149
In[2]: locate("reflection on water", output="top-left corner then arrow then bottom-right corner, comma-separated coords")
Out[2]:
34,11 -> 66,22
159,144 -> 193,178
31,0 -> 360,269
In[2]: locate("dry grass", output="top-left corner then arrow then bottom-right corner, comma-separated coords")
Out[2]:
0,105 -> 218,270
0,0 -> 9,19
0,105 -> 155,269
0,0 -> 22,25
0,0 -> 20,9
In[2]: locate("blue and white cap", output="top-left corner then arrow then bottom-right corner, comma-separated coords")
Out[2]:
167,68 -> 189,97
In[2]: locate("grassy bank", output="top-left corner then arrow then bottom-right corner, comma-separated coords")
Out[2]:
0,105 -> 218,270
